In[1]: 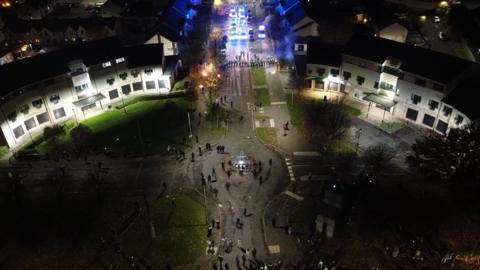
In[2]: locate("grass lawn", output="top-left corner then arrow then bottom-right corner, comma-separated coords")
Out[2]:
254,87 -> 271,106
0,145 -> 9,157
255,115 -> 272,120
251,68 -> 267,86
256,127 -> 277,145
122,195 -> 207,266
331,139 -> 357,155
172,78 -> 190,91
286,95 -> 304,126
30,97 -> 192,157
345,105 -> 362,117
379,121 -> 404,134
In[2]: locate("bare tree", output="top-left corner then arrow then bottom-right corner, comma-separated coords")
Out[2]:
363,143 -> 396,171
303,99 -> 351,141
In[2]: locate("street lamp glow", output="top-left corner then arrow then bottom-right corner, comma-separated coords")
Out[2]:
202,71 -> 208,77
216,74 -> 221,78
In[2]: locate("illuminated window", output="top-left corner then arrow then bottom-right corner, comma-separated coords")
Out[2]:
102,61 -> 111,68
115,57 -> 125,63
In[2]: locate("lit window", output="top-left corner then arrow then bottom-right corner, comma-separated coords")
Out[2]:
115,57 -> 125,63
102,61 -> 111,68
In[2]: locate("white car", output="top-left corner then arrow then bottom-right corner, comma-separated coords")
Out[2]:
229,8 -> 236,18
239,31 -> 248,40
438,31 -> 448,41
433,16 -> 440,23
258,25 -> 266,39
230,29 -> 238,41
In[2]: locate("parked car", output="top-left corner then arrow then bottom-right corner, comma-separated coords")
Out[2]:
438,31 -> 448,41
258,25 -> 266,39
433,15 -> 440,23
14,149 -> 47,161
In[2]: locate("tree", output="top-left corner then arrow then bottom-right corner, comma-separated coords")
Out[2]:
71,124 -> 93,153
411,121 -> 480,182
43,125 -> 65,144
363,143 -> 396,171
288,70 -> 307,92
303,100 -> 351,141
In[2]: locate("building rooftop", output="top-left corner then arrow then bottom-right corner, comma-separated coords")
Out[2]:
306,42 -> 344,67
344,35 -> 475,84
0,37 -> 164,98
443,75 -> 480,120
4,17 -> 118,33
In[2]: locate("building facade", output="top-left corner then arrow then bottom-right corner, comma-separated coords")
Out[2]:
0,37 -> 180,148
296,35 -> 479,134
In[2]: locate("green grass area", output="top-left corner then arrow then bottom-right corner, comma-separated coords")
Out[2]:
172,78 -> 190,91
380,121 -> 404,134
254,87 -> 271,106
255,115 -> 272,120
122,195 -> 207,266
345,105 -> 362,117
0,146 -> 9,157
331,139 -> 357,155
28,97 -> 192,157
256,127 -> 278,145
286,96 -> 305,126
250,68 -> 267,86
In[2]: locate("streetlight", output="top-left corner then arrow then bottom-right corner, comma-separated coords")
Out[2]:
202,71 -> 208,77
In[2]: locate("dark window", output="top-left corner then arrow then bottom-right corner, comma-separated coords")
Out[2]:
131,70 -> 140,78
107,77 -> 115,85
146,81 -> 156,90
158,80 -> 167,88
442,105 -> 452,116
380,82 -> 394,90
411,94 -> 421,105
414,78 -> 426,87
342,71 -> 351,80
19,104 -> 29,115
422,114 -> 435,127
436,120 -> 448,134
50,95 -> 60,104
316,68 -> 325,75
121,84 -> 131,95
119,72 -> 128,80
315,80 -> 324,89
455,115 -> 463,125
74,83 -> 89,92
297,44 -> 305,51
308,69 -> 312,74
109,89 -> 119,100
13,126 -> 25,138
374,82 -> 379,89
53,107 -> 66,119
36,112 -> 49,124
406,108 -> 418,121
32,99 -> 43,108
356,76 -> 365,85
144,68 -> 153,74
433,83 -> 444,92
428,100 -> 439,110
7,112 -> 17,122
330,69 -> 339,76
133,82 -> 143,91
24,117 -> 36,130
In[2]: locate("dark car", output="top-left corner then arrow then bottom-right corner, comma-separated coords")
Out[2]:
14,149 -> 47,161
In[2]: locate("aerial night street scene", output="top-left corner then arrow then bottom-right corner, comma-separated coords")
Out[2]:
1,0 -> 480,269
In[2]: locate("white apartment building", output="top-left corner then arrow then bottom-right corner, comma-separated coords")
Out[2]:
296,35 -> 480,134
0,37 -> 181,148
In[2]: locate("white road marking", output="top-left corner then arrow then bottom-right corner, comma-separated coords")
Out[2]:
271,101 -> 287,105
293,151 -> 321,156
285,190 -> 304,201
269,118 -> 275,127
255,120 -> 260,127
